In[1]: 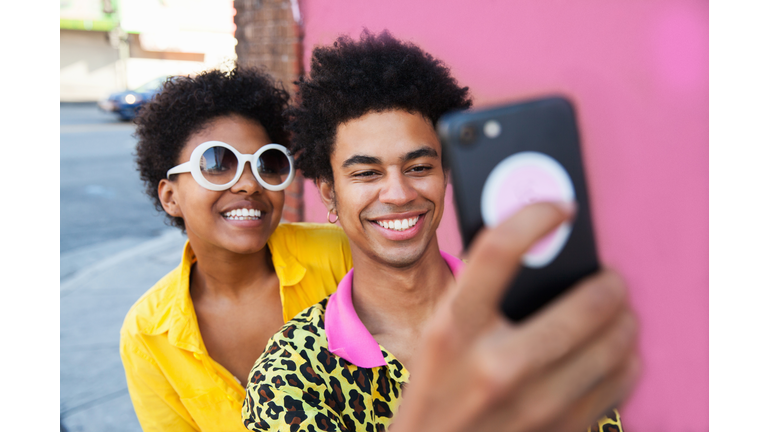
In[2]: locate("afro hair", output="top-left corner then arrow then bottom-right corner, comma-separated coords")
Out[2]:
134,65 -> 291,231
288,29 -> 472,183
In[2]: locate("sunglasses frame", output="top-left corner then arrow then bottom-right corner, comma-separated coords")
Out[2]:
166,141 -> 296,192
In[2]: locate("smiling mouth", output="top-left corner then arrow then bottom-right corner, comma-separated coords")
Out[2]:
373,215 -> 421,231
223,208 -> 262,221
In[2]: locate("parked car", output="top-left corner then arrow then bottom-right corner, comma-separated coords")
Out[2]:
98,76 -> 167,121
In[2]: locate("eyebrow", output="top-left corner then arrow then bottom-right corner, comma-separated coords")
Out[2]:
340,146 -> 439,169
402,146 -> 439,162
341,155 -> 382,168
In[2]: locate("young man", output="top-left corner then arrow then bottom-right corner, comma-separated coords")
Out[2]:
243,31 -> 637,432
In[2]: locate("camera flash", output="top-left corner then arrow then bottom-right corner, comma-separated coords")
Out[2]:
483,120 -> 501,138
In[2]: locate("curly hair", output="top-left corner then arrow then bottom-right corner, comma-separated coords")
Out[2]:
134,65 -> 290,231
288,30 -> 472,183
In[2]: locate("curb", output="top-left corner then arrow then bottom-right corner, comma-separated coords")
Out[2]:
60,230 -> 186,295
60,123 -> 135,134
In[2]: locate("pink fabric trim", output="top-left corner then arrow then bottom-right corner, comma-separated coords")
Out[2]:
326,251 -> 465,367
440,250 -> 465,279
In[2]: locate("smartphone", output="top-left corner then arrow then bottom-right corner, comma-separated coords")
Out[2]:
438,96 -> 599,322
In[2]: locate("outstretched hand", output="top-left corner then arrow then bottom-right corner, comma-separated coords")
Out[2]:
392,202 -> 640,432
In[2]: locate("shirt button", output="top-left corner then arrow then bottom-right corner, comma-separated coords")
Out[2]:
227,394 -> 235,402
193,353 -> 201,360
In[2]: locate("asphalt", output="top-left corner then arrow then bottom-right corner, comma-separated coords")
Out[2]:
60,229 -> 188,432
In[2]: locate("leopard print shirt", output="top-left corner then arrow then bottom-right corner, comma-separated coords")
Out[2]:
242,298 -> 624,432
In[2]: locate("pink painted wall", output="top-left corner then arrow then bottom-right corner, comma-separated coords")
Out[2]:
300,1 -> 708,430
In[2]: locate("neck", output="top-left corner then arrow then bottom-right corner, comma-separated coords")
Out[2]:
187,236 -> 275,300
349,237 -> 455,338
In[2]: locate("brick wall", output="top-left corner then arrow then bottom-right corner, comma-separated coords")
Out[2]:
234,0 -> 305,222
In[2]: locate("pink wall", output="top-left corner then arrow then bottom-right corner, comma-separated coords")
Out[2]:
300,1 -> 708,430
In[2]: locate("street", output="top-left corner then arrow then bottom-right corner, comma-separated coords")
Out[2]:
60,103 -> 187,432
60,103 -> 171,276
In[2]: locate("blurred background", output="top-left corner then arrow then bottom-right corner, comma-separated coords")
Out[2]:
61,0 -> 236,102
60,1 -> 708,431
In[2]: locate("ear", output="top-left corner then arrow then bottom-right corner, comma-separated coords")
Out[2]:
158,179 -> 183,218
316,178 -> 336,211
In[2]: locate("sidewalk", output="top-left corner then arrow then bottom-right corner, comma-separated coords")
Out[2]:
60,230 -> 188,432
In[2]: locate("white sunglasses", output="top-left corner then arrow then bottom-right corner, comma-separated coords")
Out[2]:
166,141 -> 296,191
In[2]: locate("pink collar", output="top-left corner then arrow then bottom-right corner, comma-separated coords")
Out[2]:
326,251 -> 465,368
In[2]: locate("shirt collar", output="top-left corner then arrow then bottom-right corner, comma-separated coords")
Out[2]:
166,241 -> 203,352
143,226 -> 309,352
268,226 -> 308,288
326,251 -> 465,368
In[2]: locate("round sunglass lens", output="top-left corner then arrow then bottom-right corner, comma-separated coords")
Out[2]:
257,149 -> 291,185
199,146 -> 238,185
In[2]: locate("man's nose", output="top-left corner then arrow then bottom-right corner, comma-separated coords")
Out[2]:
379,170 -> 417,206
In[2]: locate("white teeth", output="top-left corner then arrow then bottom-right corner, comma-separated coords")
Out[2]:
223,208 -> 262,220
376,215 -> 420,231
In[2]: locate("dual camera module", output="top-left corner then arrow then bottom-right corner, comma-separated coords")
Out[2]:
458,119 -> 502,145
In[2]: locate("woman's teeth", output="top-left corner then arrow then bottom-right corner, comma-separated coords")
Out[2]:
224,208 -> 262,220
376,216 -> 419,231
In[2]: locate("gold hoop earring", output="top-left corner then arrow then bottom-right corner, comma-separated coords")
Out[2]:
327,209 -> 339,224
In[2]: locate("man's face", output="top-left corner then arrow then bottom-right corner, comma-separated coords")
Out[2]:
326,109 -> 447,268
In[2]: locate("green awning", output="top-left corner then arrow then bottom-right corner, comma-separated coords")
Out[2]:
60,18 -> 117,32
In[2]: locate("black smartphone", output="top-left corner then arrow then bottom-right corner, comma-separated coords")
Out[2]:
438,96 -> 600,322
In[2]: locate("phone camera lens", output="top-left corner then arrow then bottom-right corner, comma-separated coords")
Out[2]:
459,124 -> 476,145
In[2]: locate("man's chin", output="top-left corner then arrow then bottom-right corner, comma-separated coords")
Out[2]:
369,243 -> 430,269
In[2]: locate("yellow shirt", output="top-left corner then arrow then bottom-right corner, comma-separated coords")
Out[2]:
120,223 -> 353,432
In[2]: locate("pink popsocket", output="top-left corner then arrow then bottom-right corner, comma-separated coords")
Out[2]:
481,151 -> 575,268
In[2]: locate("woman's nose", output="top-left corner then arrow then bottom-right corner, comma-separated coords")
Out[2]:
230,161 -> 264,195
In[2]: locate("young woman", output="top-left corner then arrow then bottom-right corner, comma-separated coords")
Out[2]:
119,66 -> 352,431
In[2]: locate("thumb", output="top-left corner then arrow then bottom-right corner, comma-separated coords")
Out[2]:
449,201 -> 575,337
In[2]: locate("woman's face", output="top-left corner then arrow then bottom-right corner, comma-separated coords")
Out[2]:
161,114 -> 285,256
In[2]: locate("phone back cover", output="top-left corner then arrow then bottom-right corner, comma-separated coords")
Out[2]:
440,97 -> 599,321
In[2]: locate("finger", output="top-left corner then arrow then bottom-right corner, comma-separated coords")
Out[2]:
450,201 -> 574,336
545,350 -> 641,432
479,305 -> 636,432
463,270 -> 629,414
510,269 -> 630,376
510,309 -> 637,427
